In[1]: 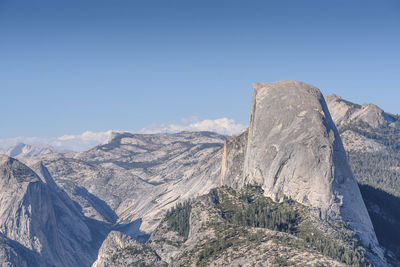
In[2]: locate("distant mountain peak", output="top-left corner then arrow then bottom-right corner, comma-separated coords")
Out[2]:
2,143 -> 73,160
325,94 -> 398,129
0,154 -> 40,183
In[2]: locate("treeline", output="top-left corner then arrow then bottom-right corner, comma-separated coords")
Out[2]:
339,119 -> 400,197
297,224 -> 369,266
348,150 -> 400,197
339,120 -> 400,263
163,186 -> 371,266
165,200 -> 191,239
217,186 -> 370,266
219,186 -> 300,234
359,184 -> 400,261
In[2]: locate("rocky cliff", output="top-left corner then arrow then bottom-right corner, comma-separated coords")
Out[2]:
220,129 -> 247,189
0,155 -> 106,266
0,155 -> 70,266
221,81 -> 382,258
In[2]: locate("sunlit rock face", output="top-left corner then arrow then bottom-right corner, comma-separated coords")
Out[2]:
222,80 -> 380,253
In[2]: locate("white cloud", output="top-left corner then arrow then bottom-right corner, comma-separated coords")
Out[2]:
58,135 -> 75,141
0,131 -> 115,152
0,118 -> 247,152
140,117 -> 247,136
53,131 -> 115,151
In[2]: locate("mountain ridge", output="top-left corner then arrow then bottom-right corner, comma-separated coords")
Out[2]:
1,81 -> 399,266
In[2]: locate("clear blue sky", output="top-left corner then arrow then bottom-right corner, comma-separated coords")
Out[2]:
1,0 -> 399,139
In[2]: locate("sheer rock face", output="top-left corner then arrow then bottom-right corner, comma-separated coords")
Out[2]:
220,130 -> 247,189
0,234 -> 43,267
0,155 -> 101,267
223,81 -> 380,252
0,155 -> 69,266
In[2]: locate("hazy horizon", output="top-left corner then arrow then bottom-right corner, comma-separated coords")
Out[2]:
1,0 -> 399,142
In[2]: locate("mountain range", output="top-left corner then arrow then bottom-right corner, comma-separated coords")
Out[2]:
1,80 -> 399,266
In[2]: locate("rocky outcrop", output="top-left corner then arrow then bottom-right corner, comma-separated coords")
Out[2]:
221,81 -> 382,258
92,231 -> 165,267
148,187 -> 357,266
149,190 -> 222,265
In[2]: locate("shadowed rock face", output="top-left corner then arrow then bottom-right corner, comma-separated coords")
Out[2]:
220,130 -> 248,189
0,155 -> 105,266
223,81 -> 380,253
0,155 -> 68,266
